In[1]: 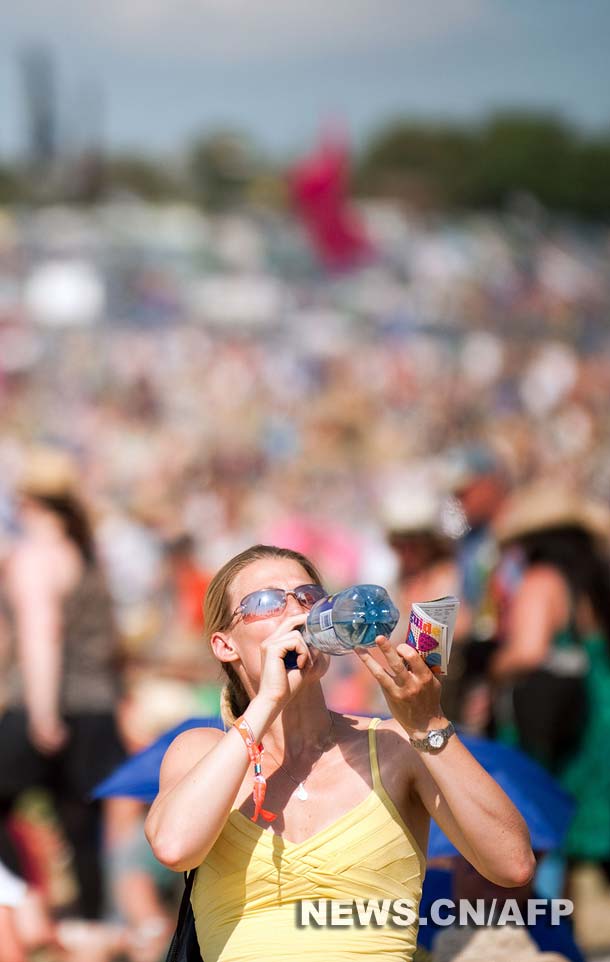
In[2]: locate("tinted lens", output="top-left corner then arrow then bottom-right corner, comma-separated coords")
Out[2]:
293,584 -> 326,607
238,584 -> 326,623
240,588 -> 286,623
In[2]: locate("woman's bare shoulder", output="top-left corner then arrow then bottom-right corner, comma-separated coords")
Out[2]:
335,712 -> 410,745
5,539 -> 79,597
333,711 -> 379,731
158,726 -> 225,792
163,725 -> 226,761
375,716 -> 414,751
516,564 -> 570,621
6,540 -> 52,577
342,714 -> 420,799
520,563 -> 569,596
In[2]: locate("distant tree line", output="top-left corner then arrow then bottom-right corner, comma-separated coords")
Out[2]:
0,111 -> 609,218
355,112 -> 610,218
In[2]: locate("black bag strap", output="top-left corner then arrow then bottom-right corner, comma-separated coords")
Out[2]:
177,870 -> 196,927
165,869 -> 197,962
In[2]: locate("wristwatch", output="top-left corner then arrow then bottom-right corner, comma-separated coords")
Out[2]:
409,721 -> 455,753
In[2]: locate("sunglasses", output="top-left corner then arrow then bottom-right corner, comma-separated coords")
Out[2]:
231,583 -> 327,625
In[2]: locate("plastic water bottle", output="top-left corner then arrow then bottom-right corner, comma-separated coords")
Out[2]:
304,584 -> 400,654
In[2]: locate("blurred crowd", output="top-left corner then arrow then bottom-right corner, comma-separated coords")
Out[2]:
1,197 -> 610,960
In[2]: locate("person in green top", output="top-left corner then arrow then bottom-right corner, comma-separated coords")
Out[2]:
489,482 -> 610,875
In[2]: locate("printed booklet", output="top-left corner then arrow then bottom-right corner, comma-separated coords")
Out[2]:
406,596 -> 460,675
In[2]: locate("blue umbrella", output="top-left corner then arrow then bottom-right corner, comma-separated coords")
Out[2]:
92,716 -> 224,803
93,718 -> 574,856
427,732 -> 574,857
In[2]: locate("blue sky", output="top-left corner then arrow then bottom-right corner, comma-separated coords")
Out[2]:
1,0 -> 609,160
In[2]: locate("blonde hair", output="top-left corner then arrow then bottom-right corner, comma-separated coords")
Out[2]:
204,544 -> 322,726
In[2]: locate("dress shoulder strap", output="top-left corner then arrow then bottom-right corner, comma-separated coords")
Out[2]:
367,717 -> 382,791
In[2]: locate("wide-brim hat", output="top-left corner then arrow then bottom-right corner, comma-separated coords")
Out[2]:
18,445 -> 79,499
494,481 -> 610,545
378,459 -> 448,536
380,489 -> 443,536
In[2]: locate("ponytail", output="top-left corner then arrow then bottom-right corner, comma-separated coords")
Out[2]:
220,664 -> 251,727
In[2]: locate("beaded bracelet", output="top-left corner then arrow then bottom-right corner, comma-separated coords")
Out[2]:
234,716 -> 277,823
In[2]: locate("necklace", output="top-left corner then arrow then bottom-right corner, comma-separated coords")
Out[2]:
266,714 -> 335,802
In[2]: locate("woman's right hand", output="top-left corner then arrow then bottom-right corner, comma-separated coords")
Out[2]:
256,613 -> 315,712
27,712 -> 70,756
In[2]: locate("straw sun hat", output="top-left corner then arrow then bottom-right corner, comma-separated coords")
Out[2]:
18,445 -> 79,499
380,488 -> 443,536
493,481 -> 610,545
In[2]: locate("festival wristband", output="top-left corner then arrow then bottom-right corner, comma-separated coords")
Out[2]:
234,716 -> 276,824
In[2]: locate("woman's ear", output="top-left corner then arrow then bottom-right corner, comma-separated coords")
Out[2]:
210,631 -> 240,665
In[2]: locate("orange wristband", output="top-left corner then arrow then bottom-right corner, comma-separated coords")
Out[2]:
234,715 -> 276,824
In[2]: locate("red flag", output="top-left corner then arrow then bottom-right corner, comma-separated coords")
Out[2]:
289,131 -> 374,270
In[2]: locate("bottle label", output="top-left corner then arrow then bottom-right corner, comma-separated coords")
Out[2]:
320,608 -> 333,630
310,597 -> 340,650
315,627 -> 340,647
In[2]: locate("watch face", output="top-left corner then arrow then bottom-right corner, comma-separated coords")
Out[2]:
428,731 -> 444,750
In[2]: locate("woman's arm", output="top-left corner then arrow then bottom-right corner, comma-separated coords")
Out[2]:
6,549 -> 68,754
145,614 -> 313,871
357,638 -> 536,888
145,696 -> 275,871
489,565 -> 569,681
408,729 -> 535,886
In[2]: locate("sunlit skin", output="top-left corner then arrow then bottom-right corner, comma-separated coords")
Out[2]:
145,556 -> 535,888
4,496 -> 82,754
215,558 -> 332,722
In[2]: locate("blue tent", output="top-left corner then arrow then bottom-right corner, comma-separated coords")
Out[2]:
93,717 -> 574,857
